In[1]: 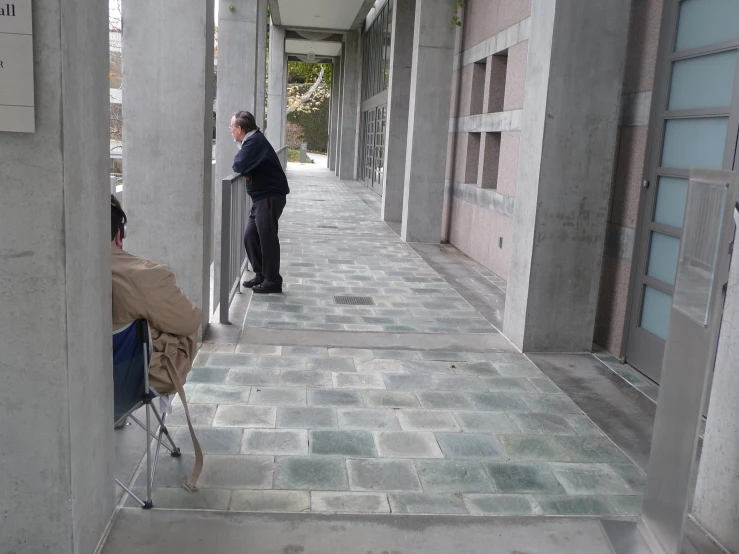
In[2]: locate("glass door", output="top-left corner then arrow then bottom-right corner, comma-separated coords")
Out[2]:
372,106 -> 387,194
626,0 -> 739,382
363,109 -> 376,189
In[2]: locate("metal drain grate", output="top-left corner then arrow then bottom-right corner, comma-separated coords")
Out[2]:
334,295 -> 375,306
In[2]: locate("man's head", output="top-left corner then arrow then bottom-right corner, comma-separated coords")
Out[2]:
111,194 -> 126,247
230,110 -> 258,142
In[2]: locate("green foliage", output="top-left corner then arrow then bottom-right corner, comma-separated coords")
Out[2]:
228,4 -> 235,12
288,149 -> 314,163
288,62 -> 332,88
451,0 -> 464,26
287,91 -> 330,153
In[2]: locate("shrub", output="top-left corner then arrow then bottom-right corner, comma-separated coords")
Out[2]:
286,122 -> 305,149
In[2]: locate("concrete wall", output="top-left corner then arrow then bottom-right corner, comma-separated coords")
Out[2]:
338,32 -> 361,180
401,0 -> 457,243
594,0 -> 664,357
0,0 -> 114,551
267,22 -> 287,163
381,0 -> 415,224
443,0 -> 531,280
692,223 -> 739,552
123,0 -> 215,329
214,0 -> 261,315
503,0 -> 631,351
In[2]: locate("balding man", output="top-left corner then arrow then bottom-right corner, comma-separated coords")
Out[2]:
230,110 -> 290,294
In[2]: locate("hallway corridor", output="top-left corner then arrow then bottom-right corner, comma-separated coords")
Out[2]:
113,164 -> 645,522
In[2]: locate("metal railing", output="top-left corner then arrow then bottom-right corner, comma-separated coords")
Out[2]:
219,173 -> 250,323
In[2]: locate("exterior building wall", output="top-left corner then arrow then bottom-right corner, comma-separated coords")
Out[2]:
443,0 -> 665,358
443,0 -> 531,282
594,0 -> 664,356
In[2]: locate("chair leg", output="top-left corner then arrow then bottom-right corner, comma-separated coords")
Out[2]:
151,405 -> 181,458
143,402 -> 154,509
129,413 -> 176,455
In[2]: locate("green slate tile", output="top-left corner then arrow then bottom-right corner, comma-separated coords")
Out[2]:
554,436 -> 632,463
536,495 -> 616,516
483,462 -> 565,494
498,435 -> 572,462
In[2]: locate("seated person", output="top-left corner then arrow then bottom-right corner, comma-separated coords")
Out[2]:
111,195 -> 203,490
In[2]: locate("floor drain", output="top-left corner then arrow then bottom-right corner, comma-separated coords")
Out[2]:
334,295 -> 375,306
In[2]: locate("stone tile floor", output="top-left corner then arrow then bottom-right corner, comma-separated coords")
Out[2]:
129,348 -> 645,517
245,168 -> 495,334
121,165 -> 644,519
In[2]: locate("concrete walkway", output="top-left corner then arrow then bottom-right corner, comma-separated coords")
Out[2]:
116,164 -> 645,522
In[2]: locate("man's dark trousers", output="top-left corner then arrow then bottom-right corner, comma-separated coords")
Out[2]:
244,194 -> 287,288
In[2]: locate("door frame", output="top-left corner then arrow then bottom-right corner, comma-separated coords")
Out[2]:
624,0 -> 739,381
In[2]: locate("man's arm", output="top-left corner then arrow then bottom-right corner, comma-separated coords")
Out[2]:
138,265 -> 202,337
233,139 -> 267,175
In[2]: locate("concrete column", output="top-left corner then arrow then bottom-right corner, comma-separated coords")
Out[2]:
338,32 -> 361,180
333,52 -> 345,176
692,229 -> 739,552
255,0 -> 268,128
502,0 -> 630,352
327,60 -> 339,171
213,0 -> 259,318
382,0 -> 415,223
0,0 -> 113,551
267,22 -> 288,168
400,0 -> 456,242
123,0 -> 215,329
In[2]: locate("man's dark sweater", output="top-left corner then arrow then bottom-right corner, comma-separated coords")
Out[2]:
232,130 -> 290,203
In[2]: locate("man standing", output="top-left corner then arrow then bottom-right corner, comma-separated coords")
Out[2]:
231,110 -> 290,294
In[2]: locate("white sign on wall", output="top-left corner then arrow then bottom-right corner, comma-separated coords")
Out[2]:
0,1 -> 34,133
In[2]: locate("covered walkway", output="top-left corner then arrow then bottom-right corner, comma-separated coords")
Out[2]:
113,164 -> 645,522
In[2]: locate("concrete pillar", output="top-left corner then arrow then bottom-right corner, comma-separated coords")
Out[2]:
213,0 -> 260,318
255,0 -> 268,128
338,32 -> 361,180
503,0 -> 630,352
0,0 -> 113,551
123,0 -> 215,330
400,0 -> 456,242
692,227 -> 739,552
327,60 -> 339,171
267,22 -> 288,168
382,0 -> 415,223
333,52 -> 345,176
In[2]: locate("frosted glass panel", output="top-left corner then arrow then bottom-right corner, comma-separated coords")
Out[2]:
661,117 -> 728,169
668,50 -> 737,110
641,286 -> 672,340
676,0 -> 739,52
647,232 -> 681,285
655,177 -> 689,228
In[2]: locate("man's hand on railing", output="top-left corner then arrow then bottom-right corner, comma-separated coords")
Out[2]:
244,176 -> 251,182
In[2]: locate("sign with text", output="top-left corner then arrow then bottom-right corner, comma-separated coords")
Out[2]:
0,1 -> 34,132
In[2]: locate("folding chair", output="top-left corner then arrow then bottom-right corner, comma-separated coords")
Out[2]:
113,318 -> 181,509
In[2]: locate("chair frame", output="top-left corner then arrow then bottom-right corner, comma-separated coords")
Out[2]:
113,319 -> 182,509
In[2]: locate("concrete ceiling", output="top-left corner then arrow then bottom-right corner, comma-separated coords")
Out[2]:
270,0 -> 375,31
285,38 -> 342,57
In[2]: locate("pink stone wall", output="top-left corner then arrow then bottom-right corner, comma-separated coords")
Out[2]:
593,0 -> 665,357
445,0 -> 531,282
462,0 -> 532,50
448,196 -> 512,281
503,41 -> 527,111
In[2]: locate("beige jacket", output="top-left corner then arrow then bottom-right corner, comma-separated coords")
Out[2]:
112,245 -> 204,489
112,245 -> 201,394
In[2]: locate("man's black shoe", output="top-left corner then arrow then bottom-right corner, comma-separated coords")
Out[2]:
243,277 -> 262,288
252,284 -> 282,294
